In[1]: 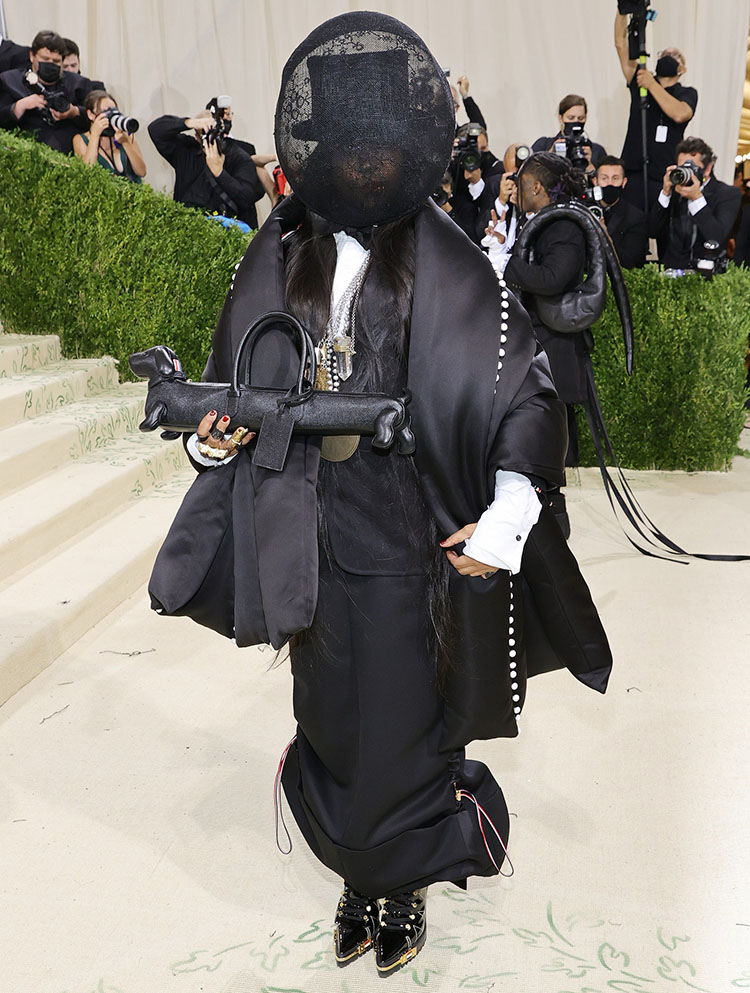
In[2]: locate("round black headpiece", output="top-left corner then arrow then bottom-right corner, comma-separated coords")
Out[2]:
274,11 -> 455,229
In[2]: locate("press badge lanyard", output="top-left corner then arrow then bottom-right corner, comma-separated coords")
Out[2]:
654,83 -> 679,143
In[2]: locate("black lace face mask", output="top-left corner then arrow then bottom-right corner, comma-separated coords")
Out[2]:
274,11 -> 455,230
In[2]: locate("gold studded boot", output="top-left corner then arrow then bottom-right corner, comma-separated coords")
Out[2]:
374,887 -> 427,975
333,880 -> 379,966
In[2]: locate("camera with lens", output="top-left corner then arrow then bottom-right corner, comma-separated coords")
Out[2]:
205,94 -> 233,155
582,185 -> 605,220
562,122 -> 590,172
431,186 -> 451,207
23,68 -> 70,125
452,124 -> 484,172
505,145 -> 531,185
101,108 -> 139,136
669,160 -> 704,188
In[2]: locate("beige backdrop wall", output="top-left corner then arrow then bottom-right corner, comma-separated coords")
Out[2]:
5,0 -> 749,218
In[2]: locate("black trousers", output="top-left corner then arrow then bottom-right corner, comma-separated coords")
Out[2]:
282,555 -> 510,897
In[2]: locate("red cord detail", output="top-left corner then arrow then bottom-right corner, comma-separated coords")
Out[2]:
457,789 -> 515,877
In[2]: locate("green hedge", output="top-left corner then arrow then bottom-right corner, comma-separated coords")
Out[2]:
577,264 -> 749,471
0,131 -> 251,381
0,132 -> 747,470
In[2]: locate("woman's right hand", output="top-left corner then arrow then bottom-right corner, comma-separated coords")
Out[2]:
195,411 -> 255,460
90,112 -> 110,139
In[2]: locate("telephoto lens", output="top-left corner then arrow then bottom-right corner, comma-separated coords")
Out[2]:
104,108 -> 139,134
669,161 -> 703,187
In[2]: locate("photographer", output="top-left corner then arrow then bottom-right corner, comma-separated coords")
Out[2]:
487,153 -> 588,535
0,30 -> 92,154
449,121 -> 503,245
61,38 -> 81,75
595,155 -> 647,268
72,90 -> 146,182
148,99 -> 265,229
615,8 -> 697,211
476,143 -> 527,256
649,137 -> 740,272
532,94 -> 607,179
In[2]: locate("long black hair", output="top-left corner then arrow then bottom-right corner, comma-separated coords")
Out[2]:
283,209 -> 454,683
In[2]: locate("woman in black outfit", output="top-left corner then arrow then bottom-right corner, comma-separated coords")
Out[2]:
531,93 -> 607,181
176,16 -> 611,978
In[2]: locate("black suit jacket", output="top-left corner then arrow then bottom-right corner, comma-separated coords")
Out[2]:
504,218 -> 588,402
603,196 -> 647,269
649,175 -> 741,269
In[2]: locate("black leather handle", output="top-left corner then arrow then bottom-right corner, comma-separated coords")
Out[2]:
230,311 -> 317,396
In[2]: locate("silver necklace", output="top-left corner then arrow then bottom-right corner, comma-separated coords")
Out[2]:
317,252 -> 370,392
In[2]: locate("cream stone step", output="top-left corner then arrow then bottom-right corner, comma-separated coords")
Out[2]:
0,355 -> 119,430
0,384 -> 149,498
0,430 -> 189,584
0,332 -> 61,377
0,468 -> 196,705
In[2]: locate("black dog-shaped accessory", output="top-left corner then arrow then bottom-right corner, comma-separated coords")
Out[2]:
129,310 -> 416,471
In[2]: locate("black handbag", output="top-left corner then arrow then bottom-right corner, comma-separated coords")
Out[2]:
129,310 -> 416,471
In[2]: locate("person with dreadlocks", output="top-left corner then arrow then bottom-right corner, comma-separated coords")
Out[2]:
486,152 -> 589,538
154,14 -> 611,977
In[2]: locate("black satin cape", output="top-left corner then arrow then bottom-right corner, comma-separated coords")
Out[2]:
166,195 -> 612,744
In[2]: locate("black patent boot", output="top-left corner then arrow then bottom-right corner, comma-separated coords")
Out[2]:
333,881 -> 378,966
374,887 -> 427,976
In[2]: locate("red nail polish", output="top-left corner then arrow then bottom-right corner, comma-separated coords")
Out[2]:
209,410 -> 216,416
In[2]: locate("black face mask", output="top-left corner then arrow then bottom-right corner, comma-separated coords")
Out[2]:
37,60 -> 62,85
655,55 -> 680,78
601,185 -> 622,206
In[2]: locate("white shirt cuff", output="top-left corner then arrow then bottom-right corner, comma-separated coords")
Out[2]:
687,195 -> 707,215
468,177 -> 485,200
658,190 -> 672,208
490,250 -> 512,277
186,431 -> 237,468
462,470 -> 541,575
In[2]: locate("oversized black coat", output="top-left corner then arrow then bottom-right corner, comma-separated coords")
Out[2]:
155,196 -> 611,745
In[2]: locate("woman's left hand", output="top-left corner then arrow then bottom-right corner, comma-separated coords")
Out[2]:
441,524 -> 499,579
